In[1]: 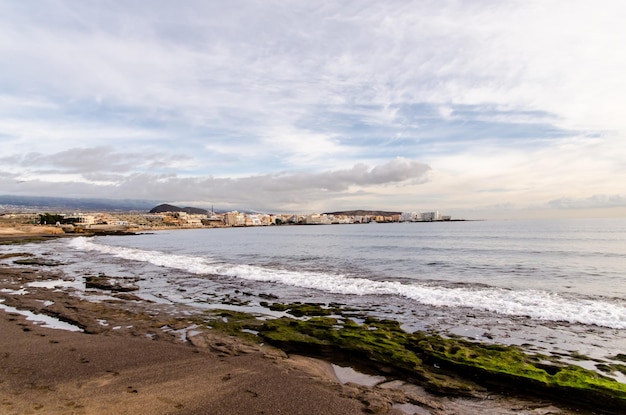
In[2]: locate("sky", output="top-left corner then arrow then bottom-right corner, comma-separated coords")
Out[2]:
1,1 -> 625,219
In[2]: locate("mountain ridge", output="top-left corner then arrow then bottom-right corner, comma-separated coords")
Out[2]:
0,195 -> 158,212
323,210 -> 402,217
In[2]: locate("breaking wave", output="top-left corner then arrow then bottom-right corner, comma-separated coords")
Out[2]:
69,237 -> 626,329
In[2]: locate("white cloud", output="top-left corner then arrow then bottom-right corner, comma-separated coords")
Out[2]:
0,147 -> 197,179
549,195 -> 626,209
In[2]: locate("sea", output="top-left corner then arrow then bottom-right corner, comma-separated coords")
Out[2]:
8,218 -> 626,379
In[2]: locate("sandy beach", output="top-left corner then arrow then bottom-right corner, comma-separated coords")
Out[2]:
0,312 -> 374,414
0,253 -> 381,414
0,231 -> 597,415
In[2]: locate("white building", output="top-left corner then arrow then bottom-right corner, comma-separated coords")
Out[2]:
305,214 -> 331,225
400,212 -> 423,222
73,213 -> 96,225
421,211 -> 440,221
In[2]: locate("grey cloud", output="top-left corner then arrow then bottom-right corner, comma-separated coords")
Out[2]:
22,147 -> 135,173
367,158 -> 431,184
311,158 -> 431,191
0,171 -> 18,180
81,172 -> 128,182
3,158 -> 431,212
4,147 -> 194,174
548,195 -> 626,209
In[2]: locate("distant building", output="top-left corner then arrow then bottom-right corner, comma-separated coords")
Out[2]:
421,211 -> 440,221
183,215 -> 204,227
144,214 -> 164,222
73,213 -> 96,225
245,214 -> 263,226
224,211 -> 246,226
400,212 -> 425,222
305,214 -> 331,225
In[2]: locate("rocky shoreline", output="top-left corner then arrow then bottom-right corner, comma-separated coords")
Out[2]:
1,235 -> 622,414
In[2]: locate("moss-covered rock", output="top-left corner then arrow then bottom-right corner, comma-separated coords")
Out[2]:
206,310 -> 264,339
13,257 -> 64,266
258,314 -> 626,413
260,316 -> 476,395
264,302 -> 343,317
84,275 -> 139,292
410,331 -> 626,410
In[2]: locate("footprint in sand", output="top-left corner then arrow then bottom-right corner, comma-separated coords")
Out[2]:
157,397 -> 184,409
78,371 -> 119,389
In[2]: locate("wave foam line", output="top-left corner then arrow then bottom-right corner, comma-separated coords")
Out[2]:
69,238 -> 626,329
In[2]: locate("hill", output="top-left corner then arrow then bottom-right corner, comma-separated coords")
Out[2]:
0,195 -> 157,212
149,204 -> 208,215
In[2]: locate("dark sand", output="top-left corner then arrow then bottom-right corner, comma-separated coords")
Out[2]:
0,312 -> 378,415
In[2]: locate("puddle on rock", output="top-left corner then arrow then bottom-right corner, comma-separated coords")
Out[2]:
332,364 -> 386,387
393,402 -> 433,415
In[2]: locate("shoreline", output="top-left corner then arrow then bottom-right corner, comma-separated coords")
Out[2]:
1,236 -> 618,414
0,261 -> 376,414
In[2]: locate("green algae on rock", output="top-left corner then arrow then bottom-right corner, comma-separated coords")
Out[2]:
412,331 -> 626,411
13,257 -> 65,266
257,314 -> 626,414
262,302 -> 345,317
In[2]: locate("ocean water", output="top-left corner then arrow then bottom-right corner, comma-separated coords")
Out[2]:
9,218 -> 626,376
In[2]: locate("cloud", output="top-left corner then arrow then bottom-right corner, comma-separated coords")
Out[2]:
3,1 -> 620,134
0,2 -> 625,217
2,2 -> 617,138
1,147 -> 195,175
272,157 -> 431,192
549,195 -> 626,210
0,158 -> 431,212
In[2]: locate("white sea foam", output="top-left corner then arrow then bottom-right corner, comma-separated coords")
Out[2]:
28,279 -> 81,289
0,288 -> 28,295
69,237 -> 626,329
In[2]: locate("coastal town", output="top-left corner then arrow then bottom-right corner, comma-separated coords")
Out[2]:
0,203 -> 456,234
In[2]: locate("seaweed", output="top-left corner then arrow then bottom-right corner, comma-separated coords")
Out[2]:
13,258 -> 64,266
184,302 -> 626,413
257,313 -> 626,413
264,302 -> 343,317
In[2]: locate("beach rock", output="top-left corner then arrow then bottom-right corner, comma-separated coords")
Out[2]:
340,385 -> 399,414
13,258 -> 64,267
188,331 -> 259,356
0,253 -> 34,260
85,275 -> 139,292
114,293 -> 144,301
